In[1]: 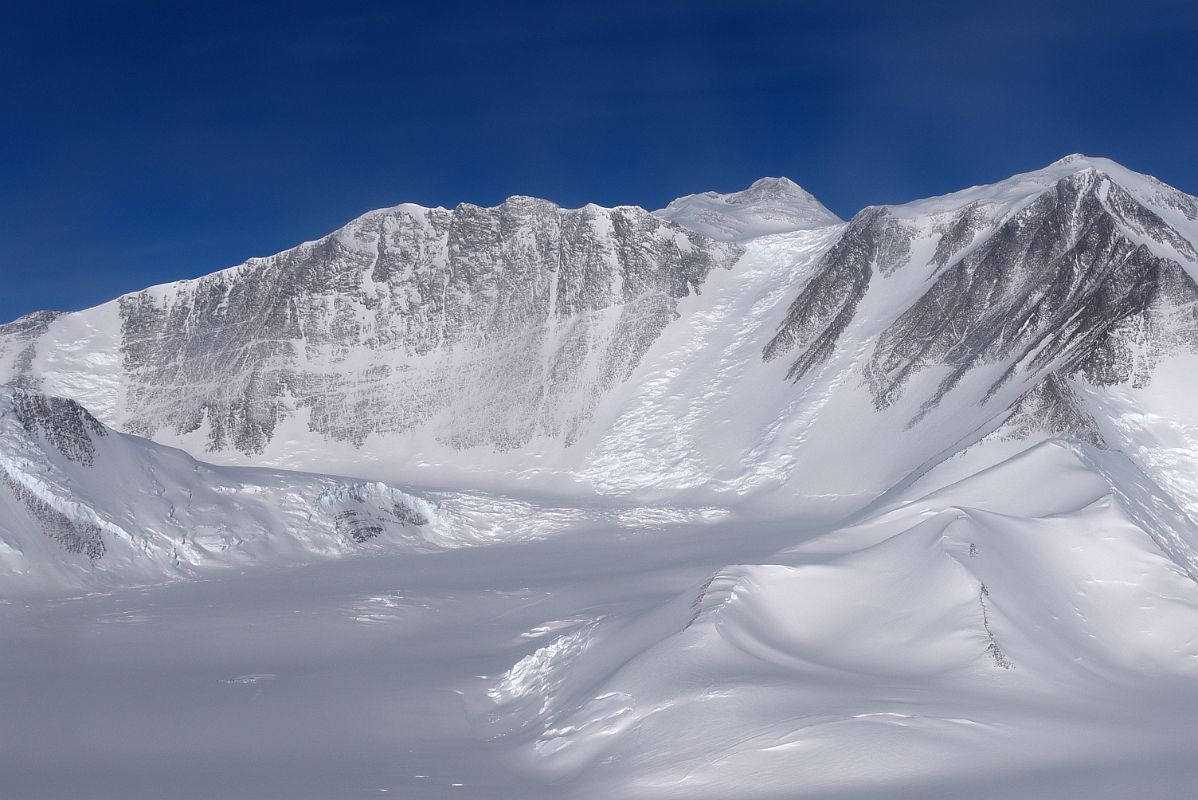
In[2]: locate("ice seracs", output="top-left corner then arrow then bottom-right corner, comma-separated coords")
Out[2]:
0,384 -> 743,593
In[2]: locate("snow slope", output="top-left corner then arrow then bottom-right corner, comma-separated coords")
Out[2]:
479,438 -> 1198,799
0,386 -> 448,592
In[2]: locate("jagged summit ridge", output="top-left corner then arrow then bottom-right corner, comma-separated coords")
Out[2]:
1,196 -> 741,462
885,153 -> 1198,251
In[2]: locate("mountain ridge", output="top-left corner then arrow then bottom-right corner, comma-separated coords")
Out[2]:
2,156 -> 1197,521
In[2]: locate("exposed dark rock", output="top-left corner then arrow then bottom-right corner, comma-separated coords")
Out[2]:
762,208 -> 907,380
0,467 -> 105,559
12,390 -> 107,466
320,483 -> 430,544
116,199 -> 740,455
998,373 -> 1107,447
0,310 -> 61,391
768,170 -> 1198,430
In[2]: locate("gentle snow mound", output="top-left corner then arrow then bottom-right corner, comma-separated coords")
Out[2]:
654,176 -> 843,241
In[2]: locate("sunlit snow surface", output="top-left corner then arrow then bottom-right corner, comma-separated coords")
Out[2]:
495,441 -> 1198,799
3,439 -> 1198,799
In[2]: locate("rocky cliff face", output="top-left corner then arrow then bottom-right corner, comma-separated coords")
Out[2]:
11,391 -> 108,465
0,311 -> 60,392
5,198 -> 740,458
1,390 -> 109,559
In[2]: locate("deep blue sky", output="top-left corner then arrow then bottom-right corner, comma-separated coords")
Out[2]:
2,0 -> 1196,322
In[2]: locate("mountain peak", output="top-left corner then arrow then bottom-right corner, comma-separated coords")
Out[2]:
1035,153 -> 1135,182
875,154 -> 1195,229
739,175 -> 803,195
1039,153 -> 1155,178
654,176 -> 842,241
1048,152 -> 1098,168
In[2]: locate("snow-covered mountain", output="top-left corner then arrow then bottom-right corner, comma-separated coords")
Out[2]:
3,157 -> 1198,523
5,156 -> 1198,799
761,155 -> 1198,518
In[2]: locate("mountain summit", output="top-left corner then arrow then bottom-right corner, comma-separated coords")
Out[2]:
654,175 -> 843,241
